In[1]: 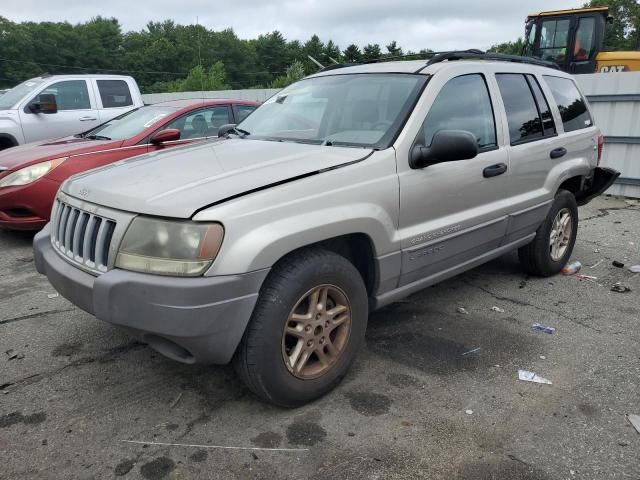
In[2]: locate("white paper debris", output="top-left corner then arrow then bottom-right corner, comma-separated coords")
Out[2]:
491,306 -> 505,313
627,414 -> 640,434
456,307 -> 469,315
47,293 -> 59,299
465,409 -> 473,415
518,370 -> 552,385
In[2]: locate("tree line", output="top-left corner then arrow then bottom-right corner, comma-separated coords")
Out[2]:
0,0 -> 637,93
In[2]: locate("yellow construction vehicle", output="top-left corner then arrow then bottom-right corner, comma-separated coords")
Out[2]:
524,6 -> 640,73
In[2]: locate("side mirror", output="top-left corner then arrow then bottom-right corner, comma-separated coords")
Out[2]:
150,128 -> 181,145
218,123 -> 237,137
30,93 -> 58,114
410,130 -> 479,169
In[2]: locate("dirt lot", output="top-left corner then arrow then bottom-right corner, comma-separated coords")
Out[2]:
1,196 -> 639,480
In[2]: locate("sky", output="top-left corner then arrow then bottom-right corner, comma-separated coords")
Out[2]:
4,0 -> 585,51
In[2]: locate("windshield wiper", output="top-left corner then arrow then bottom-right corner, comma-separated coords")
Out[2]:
232,127 -> 250,138
85,134 -> 111,141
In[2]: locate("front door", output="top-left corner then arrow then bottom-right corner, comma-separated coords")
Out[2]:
397,71 -> 511,286
19,79 -> 99,143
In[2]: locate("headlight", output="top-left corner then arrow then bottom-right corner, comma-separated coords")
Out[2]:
0,157 -> 66,187
115,217 -> 224,277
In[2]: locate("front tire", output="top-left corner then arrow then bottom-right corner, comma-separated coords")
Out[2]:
518,190 -> 578,276
233,248 -> 368,407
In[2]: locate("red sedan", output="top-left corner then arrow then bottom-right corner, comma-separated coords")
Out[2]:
0,99 -> 257,230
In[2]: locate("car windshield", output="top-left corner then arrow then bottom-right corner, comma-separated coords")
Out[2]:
0,79 -> 44,110
237,73 -> 427,148
83,105 -> 177,140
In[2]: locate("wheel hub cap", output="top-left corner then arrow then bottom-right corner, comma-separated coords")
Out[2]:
549,208 -> 572,262
282,284 -> 352,380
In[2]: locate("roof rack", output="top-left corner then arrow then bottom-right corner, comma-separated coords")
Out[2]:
425,50 -> 560,70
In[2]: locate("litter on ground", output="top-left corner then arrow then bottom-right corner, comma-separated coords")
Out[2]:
47,293 -> 59,299
491,306 -> 505,313
627,415 -> 640,434
456,307 -> 469,315
629,265 -> 640,273
461,347 -> 481,356
518,370 -> 553,385
562,261 -> 582,275
611,282 -> 632,293
531,323 -> 556,334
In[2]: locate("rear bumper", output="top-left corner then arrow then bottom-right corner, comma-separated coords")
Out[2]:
576,167 -> 620,206
34,225 -> 269,364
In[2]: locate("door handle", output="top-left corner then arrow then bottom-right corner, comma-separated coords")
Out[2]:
79,116 -> 97,121
483,163 -> 507,178
550,147 -> 567,159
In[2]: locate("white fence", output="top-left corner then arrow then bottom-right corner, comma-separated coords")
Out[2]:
145,78 -> 640,198
142,88 -> 280,104
576,73 -> 640,198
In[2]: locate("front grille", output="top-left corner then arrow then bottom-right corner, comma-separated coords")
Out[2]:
51,199 -> 117,274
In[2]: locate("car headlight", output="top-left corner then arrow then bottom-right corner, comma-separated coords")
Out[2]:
0,157 -> 66,187
115,217 -> 224,277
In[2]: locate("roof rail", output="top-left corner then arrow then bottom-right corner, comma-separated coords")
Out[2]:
425,50 -> 560,70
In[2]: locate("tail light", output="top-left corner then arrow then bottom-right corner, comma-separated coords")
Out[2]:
597,134 -> 604,166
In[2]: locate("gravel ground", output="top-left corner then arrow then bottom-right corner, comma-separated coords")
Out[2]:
1,195 -> 639,480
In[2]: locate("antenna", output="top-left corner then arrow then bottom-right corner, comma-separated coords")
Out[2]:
307,55 -> 325,70
196,16 -> 205,104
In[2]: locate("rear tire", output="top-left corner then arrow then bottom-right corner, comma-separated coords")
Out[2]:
518,190 -> 578,276
233,248 -> 368,407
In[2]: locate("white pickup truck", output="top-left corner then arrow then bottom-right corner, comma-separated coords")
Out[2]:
0,75 -> 143,150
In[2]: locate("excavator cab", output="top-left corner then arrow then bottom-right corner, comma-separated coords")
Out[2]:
524,7 -> 608,73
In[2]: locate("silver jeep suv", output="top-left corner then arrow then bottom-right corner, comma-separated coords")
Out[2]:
34,53 -> 619,406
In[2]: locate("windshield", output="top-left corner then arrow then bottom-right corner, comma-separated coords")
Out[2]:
238,73 -> 427,148
0,79 -> 44,110
83,105 -> 176,140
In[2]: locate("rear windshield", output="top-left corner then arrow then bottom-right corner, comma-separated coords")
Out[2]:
0,79 -> 44,110
82,106 -> 177,140
237,73 -> 427,149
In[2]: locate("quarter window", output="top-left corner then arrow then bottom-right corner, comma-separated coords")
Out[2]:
421,74 -> 496,150
543,76 -> 592,132
496,74 -> 544,144
526,74 -> 556,136
97,80 -> 133,108
35,80 -> 91,110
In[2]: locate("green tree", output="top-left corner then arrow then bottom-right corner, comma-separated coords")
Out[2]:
584,0 -> 640,50
343,44 -> 362,63
385,40 -> 403,56
488,38 -> 525,55
362,43 -> 382,61
270,60 -> 305,88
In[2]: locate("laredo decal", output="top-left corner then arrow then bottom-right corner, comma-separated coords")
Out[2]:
409,244 -> 444,261
410,225 -> 463,245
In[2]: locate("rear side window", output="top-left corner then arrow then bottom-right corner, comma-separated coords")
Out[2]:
235,104 -> 256,123
543,76 -> 592,132
97,80 -> 133,108
496,74 -> 544,144
421,74 -> 496,150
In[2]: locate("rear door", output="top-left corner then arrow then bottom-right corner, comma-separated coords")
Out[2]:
396,67 -> 511,286
93,79 -> 136,122
492,71 -> 560,243
19,79 -> 99,143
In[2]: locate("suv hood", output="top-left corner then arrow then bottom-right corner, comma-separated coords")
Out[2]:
63,138 -> 372,218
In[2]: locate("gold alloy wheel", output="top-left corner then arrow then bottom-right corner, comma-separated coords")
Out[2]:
549,207 -> 573,261
282,284 -> 352,380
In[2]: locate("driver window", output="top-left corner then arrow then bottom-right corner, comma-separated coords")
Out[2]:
33,80 -> 91,111
421,74 -> 496,150
539,19 -> 570,64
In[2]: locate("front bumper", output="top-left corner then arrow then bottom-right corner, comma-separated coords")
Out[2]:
34,225 -> 269,364
0,177 -> 60,231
